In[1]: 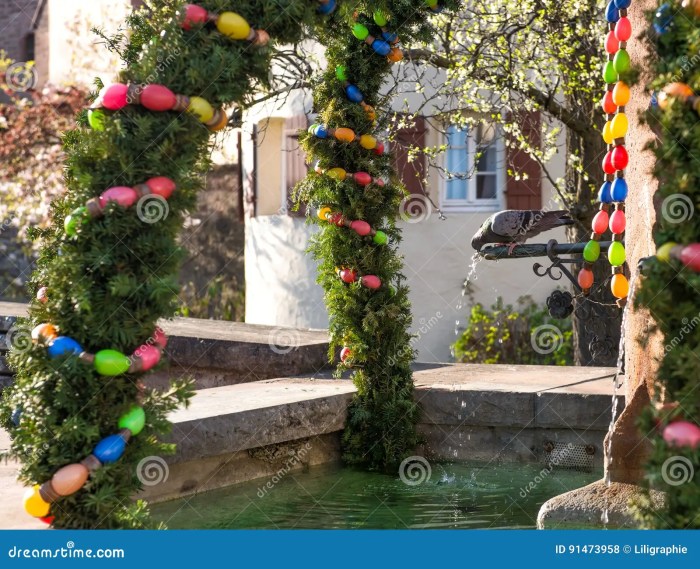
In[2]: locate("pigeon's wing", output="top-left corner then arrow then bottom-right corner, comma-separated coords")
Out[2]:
490,210 -> 530,241
519,210 -> 573,241
491,210 -> 572,243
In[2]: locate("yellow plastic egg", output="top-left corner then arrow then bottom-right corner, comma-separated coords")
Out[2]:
327,168 -> 347,180
656,241 -> 678,262
611,273 -> 629,299
23,485 -> 50,518
188,96 -> 214,123
334,128 -> 355,143
611,113 -> 628,139
317,207 -> 332,221
216,12 -> 251,40
612,82 -> 630,106
603,121 -> 614,144
359,135 -> 377,150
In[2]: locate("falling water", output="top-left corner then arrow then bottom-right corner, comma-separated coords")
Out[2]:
451,252 -> 483,358
601,271 -> 638,526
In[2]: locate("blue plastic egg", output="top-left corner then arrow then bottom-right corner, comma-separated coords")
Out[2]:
371,39 -> 391,56
313,125 -> 328,139
11,407 -> 22,427
598,181 -> 613,204
93,434 -> 126,464
382,31 -> 398,43
611,178 -> 628,202
317,0 -> 335,15
605,1 -> 620,23
47,336 -> 83,359
653,3 -> 673,34
346,84 -> 363,103
614,0 -> 631,8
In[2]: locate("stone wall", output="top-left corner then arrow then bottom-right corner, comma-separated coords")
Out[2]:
0,0 -> 39,62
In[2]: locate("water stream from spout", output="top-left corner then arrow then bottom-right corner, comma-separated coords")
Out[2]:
451,252 -> 483,359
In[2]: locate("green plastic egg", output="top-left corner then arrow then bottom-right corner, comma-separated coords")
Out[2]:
373,10 -> 388,26
94,349 -> 131,376
373,230 -> 388,245
64,207 -> 88,236
603,61 -> 617,84
118,406 -> 145,435
613,49 -> 630,74
88,109 -> 105,131
583,240 -> 601,263
335,65 -> 347,81
352,24 -> 369,40
608,241 -> 626,267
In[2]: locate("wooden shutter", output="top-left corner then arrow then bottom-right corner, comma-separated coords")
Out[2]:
505,111 -> 542,210
284,115 -> 309,217
394,116 -> 426,195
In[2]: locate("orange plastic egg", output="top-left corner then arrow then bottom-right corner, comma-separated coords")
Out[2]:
659,83 -> 694,109
388,48 -> 403,62
578,268 -> 594,289
51,463 -> 89,496
31,323 -> 58,343
682,0 -> 700,16
612,82 -> 630,106
611,273 -> 629,299
334,128 -> 355,143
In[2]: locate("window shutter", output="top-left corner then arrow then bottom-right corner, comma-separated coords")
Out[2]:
284,115 -> 309,217
505,111 -> 542,210
394,116 -> 426,195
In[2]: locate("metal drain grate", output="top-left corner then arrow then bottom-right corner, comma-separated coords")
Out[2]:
544,441 -> 595,472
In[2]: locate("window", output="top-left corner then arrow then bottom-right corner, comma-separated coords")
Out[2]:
443,123 -> 504,211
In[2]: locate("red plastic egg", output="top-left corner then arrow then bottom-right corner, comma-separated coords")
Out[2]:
340,347 -> 352,362
140,84 -> 176,111
615,17 -> 632,41
100,186 -> 139,208
602,151 -> 615,174
611,145 -> 629,170
328,212 -> 345,227
146,176 -> 176,199
601,91 -> 617,114
605,30 -> 619,54
339,269 -> 357,283
680,243 -> 700,272
136,344 -> 161,371
153,326 -> 168,348
609,209 -> 626,234
592,210 -> 609,234
40,516 -> 55,525
577,268 -> 594,289
101,83 -> 129,110
353,172 -> 372,186
663,421 -> 700,448
373,142 -> 385,155
361,275 -> 382,290
182,4 -> 208,30
350,220 -> 372,236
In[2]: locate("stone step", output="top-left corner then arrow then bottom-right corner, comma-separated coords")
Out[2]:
0,301 -> 331,389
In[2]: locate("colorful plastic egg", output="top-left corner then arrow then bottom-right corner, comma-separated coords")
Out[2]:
94,349 -> 131,376
611,273 -> 629,298
353,172 -> 372,186
682,0 -> 700,16
680,243 -> 700,272
578,268 -> 594,289
603,121 -> 614,144
327,168 -> 347,180
100,186 -> 138,209
603,61 -> 617,84
659,82 -> 694,110
118,406 -> 146,436
663,421 -> 700,448
23,485 -> 50,518
615,17 -> 632,41
583,240 -> 601,262
313,125 -> 328,139
605,30 -> 619,55
425,0 -> 439,7
335,128 -> 355,142
612,82 -> 630,106
328,212 -> 344,226
51,463 -> 89,496
615,0 -> 631,8
656,241 -> 678,262
335,65 -> 347,81
374,142 -> 385,155
359,135 -> 377,149
383,31 -> 398,43
350,220 -> 372,236
146,176 -> 176,199
592,210 -> 610,234
317,0 -> 336,15
346,84 -> 363,103
11,407 -> 22,427
153,327 -> 168,349
339,269 -> 357,283
135,344 -> 161,371
608,241 -> 626,266
37,287 -> 48,303
317,206 -> 332,221
611,113 -> 628,139
653,3 -> 673,34
611,178 -> 628,201
352,24 -> 369,40
340,347 -> 352,362
187,96 -> 214,122
611,145 -> 629,170
373,231 -> 388,245
31,323 -> 58,343
64,207 -> 88,237
371,39 -> 391,56
87,109 -> 106,131
216,12 -> 251,40
602,151 -> 615,174
181,4 -> 208,30
101,83 -> 128,111
140,84 -> 176,111
374,10 -> 389,26
388,48 -> 403,62
598,181 -> 613,203
609,210 -> 626,234
601,91 -> 617,114
47,337 -> 83,359
93,434 -> 127,464
613,49 -> 630,74
361,275 -> 382,289
606,0 -> 620,22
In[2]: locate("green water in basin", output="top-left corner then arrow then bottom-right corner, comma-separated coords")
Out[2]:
152,461 -> 600,529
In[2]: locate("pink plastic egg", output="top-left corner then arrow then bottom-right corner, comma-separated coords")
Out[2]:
375,178 -> 385,187
153,326 -> 168,348
350,220 -> 372,236
140,84 -> 176,111
36,287 -> 48,304
361,275 -> 382,290
146,176 -> 176,199
680,243 -> 700,272
340,347 -> 352,362
101,83 -> 129,111
353,172 -> 372,186
181,4 -> 208,30
602,151 -> 615,174
99,186 -> 139,208
605,30 -> 619,54
615,17 -> 632,41
373,142 -> 385,156
611,145 -> 629,170
339,269 -> 357,284
663,421 -> 700,448
609,209 -> 626,234
136,344 -> 161,371
592,210 -> 609,234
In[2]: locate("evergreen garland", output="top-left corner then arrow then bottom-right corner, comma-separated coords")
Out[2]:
635,0 -> 700,529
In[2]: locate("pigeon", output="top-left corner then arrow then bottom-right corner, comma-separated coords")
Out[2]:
471,210 -> 574,253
